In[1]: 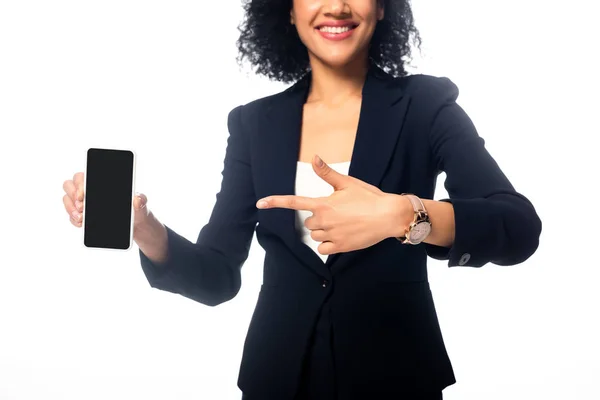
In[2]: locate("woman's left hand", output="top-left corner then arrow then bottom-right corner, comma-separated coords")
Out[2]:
256,155 -> 411,255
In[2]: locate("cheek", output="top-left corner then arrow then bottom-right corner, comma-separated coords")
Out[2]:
361,14 -> 380,38
299,0 -> 321,12
294,1 -> 323,34
292,0 -> 321,20
356,1 -> 382,24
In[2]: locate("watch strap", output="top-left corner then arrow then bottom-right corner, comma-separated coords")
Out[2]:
403,193 -> 425,213
397,193 -> 430,244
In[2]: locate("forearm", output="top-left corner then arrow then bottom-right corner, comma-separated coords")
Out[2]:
421,199 -> 455,247
134,211 -> 169,265
387,195 -> 455,248
136,215 -> 245,306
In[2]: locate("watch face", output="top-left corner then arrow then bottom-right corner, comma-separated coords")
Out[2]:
409,222 -> 432,244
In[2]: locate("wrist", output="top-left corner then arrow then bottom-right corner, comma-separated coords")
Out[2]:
133,211 -> 158,239
134,212 -> 169,263
385,194 -> 414,239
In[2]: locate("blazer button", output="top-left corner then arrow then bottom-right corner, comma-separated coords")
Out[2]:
322,280 -> 329,288
459,253 -> 471,266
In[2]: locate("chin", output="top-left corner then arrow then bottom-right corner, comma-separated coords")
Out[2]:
314,51 -> 363,71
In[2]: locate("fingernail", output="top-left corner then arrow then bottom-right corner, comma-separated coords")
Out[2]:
71,210 -> 80,220
257,200 -> 268,208
315,155 -> 324,167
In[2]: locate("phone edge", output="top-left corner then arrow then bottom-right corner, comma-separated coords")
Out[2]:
81,147 -> 137,252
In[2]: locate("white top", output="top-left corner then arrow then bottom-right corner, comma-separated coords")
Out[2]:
294,161 -> 351,263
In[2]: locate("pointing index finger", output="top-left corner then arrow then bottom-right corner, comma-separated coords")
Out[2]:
257,195 -> 318,211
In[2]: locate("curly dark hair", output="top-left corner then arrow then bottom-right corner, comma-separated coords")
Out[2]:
236,0 -> 422,83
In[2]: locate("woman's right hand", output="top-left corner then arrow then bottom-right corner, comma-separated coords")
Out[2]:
62,172 -> 151,230
63,171 -> 168,262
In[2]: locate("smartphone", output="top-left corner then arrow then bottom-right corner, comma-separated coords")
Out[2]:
83,148 -> 136,250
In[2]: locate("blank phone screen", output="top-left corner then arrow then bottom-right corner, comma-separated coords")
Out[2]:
84,148 -> 134,250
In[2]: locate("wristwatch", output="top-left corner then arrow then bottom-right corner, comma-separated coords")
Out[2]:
396,193 -> 432,245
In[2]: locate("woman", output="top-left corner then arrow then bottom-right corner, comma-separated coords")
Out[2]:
62,0 -> 542,399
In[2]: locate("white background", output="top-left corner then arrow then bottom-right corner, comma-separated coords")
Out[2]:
1,0 -> 598,399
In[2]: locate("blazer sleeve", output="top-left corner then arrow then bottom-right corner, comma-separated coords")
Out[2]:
422,77 -> 542,267
138,105 -> 258,306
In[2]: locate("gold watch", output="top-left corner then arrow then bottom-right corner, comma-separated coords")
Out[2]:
396,193 -> 432,245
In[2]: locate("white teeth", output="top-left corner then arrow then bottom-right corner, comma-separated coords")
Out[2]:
319,26 -> 351,34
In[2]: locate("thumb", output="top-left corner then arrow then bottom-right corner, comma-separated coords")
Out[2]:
133,192 -> 150,223
312,155 -> 348,190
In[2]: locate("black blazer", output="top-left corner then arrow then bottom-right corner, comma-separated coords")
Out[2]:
139,66 -> 542,399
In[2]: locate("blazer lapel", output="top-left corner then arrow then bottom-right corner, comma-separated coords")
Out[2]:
326,67 -> 411,272
254,75 -> 331,279
254,66 -> 411,278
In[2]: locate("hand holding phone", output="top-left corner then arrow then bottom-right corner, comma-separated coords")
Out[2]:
62,148 -> 147,250
82,148 -> 137,250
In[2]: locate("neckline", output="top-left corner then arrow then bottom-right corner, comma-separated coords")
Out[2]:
297,161 -> 351,165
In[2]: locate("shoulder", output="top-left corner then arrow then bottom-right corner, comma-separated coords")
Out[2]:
390,73 -> 460,104
228,84 -> 295,122
243,91 -> 287,114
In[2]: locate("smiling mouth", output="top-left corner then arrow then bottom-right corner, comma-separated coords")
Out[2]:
316,24 -> 359,34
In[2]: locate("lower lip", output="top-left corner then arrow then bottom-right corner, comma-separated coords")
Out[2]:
316,27 -> 356,41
